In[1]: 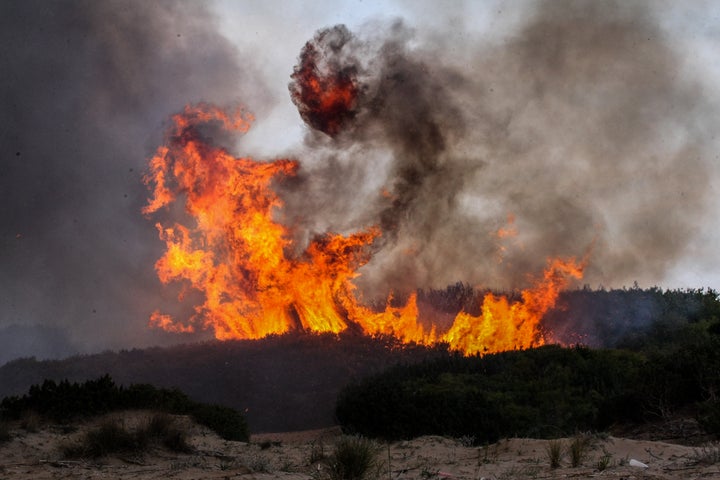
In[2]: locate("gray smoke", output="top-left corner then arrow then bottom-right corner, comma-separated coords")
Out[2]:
0,0 -> 264,356
1,0 -> 716,360
283,1 -> 715,299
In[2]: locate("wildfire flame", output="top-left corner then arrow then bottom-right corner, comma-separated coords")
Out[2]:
143,104 -> 584,355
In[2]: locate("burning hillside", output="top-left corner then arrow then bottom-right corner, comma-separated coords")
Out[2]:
142,103 -> 583,355
2,0 -> 717,362
142,12 -> 710,355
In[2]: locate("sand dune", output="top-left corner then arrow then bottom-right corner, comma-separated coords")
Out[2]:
1,411 -> 719,479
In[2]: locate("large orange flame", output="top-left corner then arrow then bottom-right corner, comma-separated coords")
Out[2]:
143,105 -> 584,355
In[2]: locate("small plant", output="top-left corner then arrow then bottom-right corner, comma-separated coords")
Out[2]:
498,466 -> 520,480
596,451 -> 613,471
64,420 -> 138,458
161,427 -> 192,453
458,434 -> 475,447
144,412 -> 174,438
52,424 -> 78,434
309,439 -> 326,464
20,410 -> 41,432
249,454 -> 270,472
0,420 -> 11,443
219,458 -> 237,470
697,400 -> 720,436
545,439 -> 563,469
420,466 -> 439,478
190,403 -> 248,442
141,413 -> 192,453
325,435 -> 381,480
63,413 -> 193,458
479,442 -> 499,465
568,433 -> 592,467
258,439 -> 281,450
524,465 -> 542,479
689,443 -> 720,466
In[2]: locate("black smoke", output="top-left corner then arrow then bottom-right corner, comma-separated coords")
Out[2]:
0,0 -> 262,358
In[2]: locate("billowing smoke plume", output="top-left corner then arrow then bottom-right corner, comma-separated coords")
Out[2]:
0,0 -> 262,356
285,2 -> 714,299
2,0 -> 717,359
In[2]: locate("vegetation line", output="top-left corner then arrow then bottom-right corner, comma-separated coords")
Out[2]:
0,375 -> 249,442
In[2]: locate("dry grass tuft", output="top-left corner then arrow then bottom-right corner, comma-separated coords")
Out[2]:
568,433 -> 593,467
545,439 -> 563,469
325,435 -> 382,480
62,413 -> 192,458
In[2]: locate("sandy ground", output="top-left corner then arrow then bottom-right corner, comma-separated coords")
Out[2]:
1,411 -> 720,479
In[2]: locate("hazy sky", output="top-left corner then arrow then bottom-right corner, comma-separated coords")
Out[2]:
213,0 -> 720,289
1,0 -> 719,358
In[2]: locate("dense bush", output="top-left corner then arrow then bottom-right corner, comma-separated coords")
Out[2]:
0,420 -> 9,443
0,375 -> 120,421
336,345 -> 647,443
0,331 -> 447,433
190,403 -> 248,442
544,287 -> 720,348
335,288 -> 720,443
0,375 -> 248,442
337,323 -> 720,443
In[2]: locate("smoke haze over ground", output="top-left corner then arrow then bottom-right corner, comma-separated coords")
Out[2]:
1,0 -> 719,359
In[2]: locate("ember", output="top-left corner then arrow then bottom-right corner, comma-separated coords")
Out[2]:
289,25 -> 359,137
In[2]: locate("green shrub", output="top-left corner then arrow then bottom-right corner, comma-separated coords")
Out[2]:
325,435 -> 381,480
336,346 -> 645,443
336,334 -> 720,443
697,400 -> 720,438
0,420 -> 10,444
191,403 -> 249,442
596,451 -> 613,471
20,410 -> 41,432
1,375 -> 248,442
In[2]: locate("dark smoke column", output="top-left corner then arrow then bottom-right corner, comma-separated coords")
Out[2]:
284,22 -> 466,297
289,25 -> 359,136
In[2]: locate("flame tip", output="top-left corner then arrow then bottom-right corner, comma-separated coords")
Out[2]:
144,104 -> 586,356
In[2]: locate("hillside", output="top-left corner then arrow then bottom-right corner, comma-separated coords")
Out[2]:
1,286 -> 718,434
0,333 -> 445,432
